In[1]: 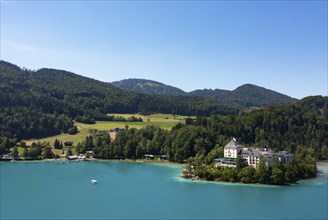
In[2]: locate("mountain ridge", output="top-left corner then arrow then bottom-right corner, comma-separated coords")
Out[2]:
111,78 -> 297,108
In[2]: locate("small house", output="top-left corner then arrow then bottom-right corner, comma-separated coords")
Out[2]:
86,151 -> 94,158
160,155 -> 167,160
67,155 -> 78,160
144,154 -> 155,160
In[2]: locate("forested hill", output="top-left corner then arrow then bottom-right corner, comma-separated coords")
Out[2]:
112,78 -> 186,96
0,60 -> 237,144
71,95 -> 327,166
190,84 -> 297,108
112,79 -> 296,108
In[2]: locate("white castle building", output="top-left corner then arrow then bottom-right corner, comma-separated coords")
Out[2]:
215,138 -> 294,168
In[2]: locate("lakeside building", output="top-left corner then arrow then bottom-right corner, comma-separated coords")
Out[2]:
215,138 -> 294,168
0,153 -> 13,161
67,155 -> 79,160
144,154 -> 155,160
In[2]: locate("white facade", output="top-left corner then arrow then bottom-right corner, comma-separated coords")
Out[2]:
218,138 -> 294,168
244,155 -> 260,168
223,138 -> 242,159
224,148 -> 238,158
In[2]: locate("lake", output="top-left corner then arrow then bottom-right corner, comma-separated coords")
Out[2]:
1,161 -> 327,220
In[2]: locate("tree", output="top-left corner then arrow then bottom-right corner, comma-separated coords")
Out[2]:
68,126 -> 78,135
29,148 -> 39,159
84,136 -> 94,151
220,167 -> 239,182
66,148 -> 73,157
270,167 -> 285,185
124,140 -> 137,159
238,166 -> 257,183
42,147 -> 54,159
54,139 -> 61,149
0,144 -> 6,155
293,147 -> 317,179
22,148 -> 29,158
18,141 -> 26,148
12,146 -> 19,158
256,158 -> 270,184
236,157 -> 246,170
284,163 -> 297,183
76,142 -> 85,154
204,146 -> 224,165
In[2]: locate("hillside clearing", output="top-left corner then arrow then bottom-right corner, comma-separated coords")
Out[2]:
23,113 -> 190,147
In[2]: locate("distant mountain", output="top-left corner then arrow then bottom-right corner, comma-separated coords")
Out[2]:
111,78 -> 186,96
190,84 -> 297,108
112,78 -> 297,108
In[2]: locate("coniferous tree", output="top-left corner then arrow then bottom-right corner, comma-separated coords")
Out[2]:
42,147 -> 54,159
54,139 -> 60,149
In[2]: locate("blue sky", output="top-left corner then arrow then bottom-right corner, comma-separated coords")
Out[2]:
1,1 -> 327,99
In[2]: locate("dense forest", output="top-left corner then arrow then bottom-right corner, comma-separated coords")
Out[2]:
0,60 -> 237,151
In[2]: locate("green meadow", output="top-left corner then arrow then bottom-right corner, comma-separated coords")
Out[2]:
24,125 -> 90,147
102,113 -> 187,130
24,113 -> 190,147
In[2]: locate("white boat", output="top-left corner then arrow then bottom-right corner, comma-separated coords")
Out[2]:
91,179 -> 97,184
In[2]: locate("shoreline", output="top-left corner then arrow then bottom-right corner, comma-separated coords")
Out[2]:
0,158 -> 186,168
2,159 -> 326,187
94,158 -> 186,168
185,161 -> 328,187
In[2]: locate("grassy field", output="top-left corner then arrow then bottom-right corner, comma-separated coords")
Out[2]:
24,127 -> 90,147
23,113 -> 190,147
96,113 -> 187,130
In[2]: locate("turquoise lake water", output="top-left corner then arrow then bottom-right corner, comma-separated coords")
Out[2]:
1,161 -> 327,220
